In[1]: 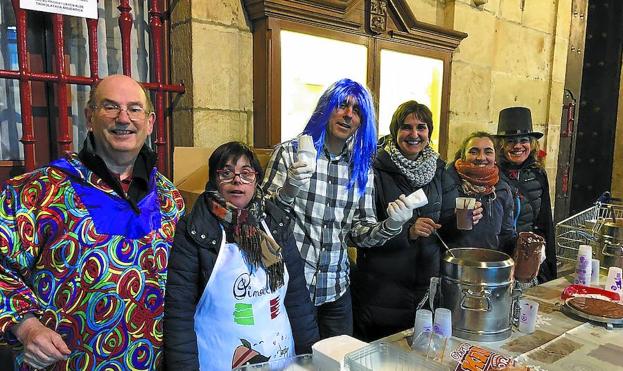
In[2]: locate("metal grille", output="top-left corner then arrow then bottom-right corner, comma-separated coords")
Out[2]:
0,0 -> 184,177
556,202 -> 623,262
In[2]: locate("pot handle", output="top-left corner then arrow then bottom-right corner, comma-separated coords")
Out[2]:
602,240 -> 623,257
460,288 -> 492,312
511,284 -> 523,326
429,277 -> 440,311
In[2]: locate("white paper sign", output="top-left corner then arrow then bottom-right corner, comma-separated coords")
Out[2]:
21,0 -> 98,20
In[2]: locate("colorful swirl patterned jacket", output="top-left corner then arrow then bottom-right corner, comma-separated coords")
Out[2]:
0,151 -> 185,370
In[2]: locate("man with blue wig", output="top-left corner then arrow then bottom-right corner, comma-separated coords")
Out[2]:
262,78 -> 416,338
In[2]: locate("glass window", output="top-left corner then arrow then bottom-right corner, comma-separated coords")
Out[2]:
378,49 -> 444,150
280,30 -> 367,141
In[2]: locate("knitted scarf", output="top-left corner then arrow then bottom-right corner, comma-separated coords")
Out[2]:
454,159 -> 499,196
385,140 -> 439,188
206,189 -> 285,291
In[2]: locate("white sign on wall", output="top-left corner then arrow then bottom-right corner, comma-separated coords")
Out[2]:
20,0 -> 98,19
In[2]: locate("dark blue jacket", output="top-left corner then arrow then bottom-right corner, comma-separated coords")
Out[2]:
351,149 -> 457,341
164,192 -> 319,370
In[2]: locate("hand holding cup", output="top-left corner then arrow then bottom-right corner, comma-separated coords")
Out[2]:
386,194 -> 416,230
455,197 -> 477,230
281,160 -> 314,202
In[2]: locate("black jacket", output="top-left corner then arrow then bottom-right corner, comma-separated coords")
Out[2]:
351,149 -> 457,341
499,157 -> 556,282
163,192 -> 319,370
442,162 -> 516,255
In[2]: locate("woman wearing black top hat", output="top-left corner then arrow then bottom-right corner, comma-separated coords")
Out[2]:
495,107 -> 556,284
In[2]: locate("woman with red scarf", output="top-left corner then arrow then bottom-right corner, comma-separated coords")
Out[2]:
443,131 -> 516,254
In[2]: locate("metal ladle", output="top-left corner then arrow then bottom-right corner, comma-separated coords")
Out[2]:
433,230 -> 454,257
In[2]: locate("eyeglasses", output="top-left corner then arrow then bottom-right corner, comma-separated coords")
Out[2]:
93,102 -> 149,121
216,168 -> 257,184
505,137 -> 530,145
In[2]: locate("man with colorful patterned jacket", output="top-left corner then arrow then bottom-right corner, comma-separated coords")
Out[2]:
0,74 -> 185,370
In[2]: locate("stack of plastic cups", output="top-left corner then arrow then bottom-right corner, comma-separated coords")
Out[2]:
574,245 -> 592,285
427,308 -> 452,362
433,308 -> 452,338
414,309 -> 433,338
590,259 -> 600,285
411,309 -> 433,354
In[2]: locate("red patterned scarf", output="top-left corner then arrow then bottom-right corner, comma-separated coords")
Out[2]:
454,159 -> 499,196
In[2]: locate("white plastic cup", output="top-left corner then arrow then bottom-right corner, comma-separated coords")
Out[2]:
406,189 -> 429,209
518,299 -> 539,334
433,308 -> 452,338
297,134 -> 317,168
604,267 -> 623,297
413,309 -> 433,339
411,329 -> 432,354
590,259 -> 600,285
426,331 -> 448,363
574,244 -> 592,285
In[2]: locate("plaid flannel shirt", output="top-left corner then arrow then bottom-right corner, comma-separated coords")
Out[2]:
262,138 -> 401,305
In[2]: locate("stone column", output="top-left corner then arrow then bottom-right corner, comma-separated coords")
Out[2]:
170,1 -> 254,149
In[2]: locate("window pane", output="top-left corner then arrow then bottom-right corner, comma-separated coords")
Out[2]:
378,49 -> 443,150
0,7 -> 23,161
281,30 -> 367,141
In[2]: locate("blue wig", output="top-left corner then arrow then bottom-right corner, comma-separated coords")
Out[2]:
302,78 -> 377,196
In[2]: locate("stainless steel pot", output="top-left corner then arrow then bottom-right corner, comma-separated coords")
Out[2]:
599,221 -> 623,269
439,248 -> 518,342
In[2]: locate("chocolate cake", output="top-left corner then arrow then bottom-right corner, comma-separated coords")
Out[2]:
567,297 -> 623,319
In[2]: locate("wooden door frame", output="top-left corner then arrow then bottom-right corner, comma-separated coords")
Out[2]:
246,0 -> 466,154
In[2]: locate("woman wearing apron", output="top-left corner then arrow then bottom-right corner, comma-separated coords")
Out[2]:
164,142 -> 319,370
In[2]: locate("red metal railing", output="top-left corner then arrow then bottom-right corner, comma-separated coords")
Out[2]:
0,0 -> 185,176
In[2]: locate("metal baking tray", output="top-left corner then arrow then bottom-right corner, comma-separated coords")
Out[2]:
562,298 -> 623,329
344,342 -> 450,371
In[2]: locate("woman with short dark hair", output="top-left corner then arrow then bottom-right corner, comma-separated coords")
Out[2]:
164,141 -> 319,370
350,100 -> 459,342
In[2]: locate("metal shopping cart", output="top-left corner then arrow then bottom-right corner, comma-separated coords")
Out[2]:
556,200 -> 623,265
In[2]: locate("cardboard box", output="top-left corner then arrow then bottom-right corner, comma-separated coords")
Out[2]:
173,147 -> 214,210
173,146 -> 274,210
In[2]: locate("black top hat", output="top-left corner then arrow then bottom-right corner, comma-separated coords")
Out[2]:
495,107 -> 543,139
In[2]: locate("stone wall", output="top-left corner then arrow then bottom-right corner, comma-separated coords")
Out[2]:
439,0 -> 571,198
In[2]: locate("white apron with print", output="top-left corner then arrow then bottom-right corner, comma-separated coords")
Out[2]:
194,221 -> 295,370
